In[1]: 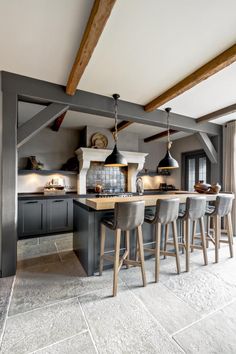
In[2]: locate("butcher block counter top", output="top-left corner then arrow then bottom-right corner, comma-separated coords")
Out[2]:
78,192 -> 224,211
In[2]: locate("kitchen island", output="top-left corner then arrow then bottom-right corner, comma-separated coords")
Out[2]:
73,193 -> 220,275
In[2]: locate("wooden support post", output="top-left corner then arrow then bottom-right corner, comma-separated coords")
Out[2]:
0,89 -> 18,277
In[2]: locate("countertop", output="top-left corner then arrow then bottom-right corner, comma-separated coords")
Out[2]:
18,190 -> 176,200
74,192 -> 223,211
18,192 -> 97,200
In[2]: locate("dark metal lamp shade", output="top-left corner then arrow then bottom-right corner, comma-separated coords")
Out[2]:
104,144 -> 128,167
157,150 -> 179,170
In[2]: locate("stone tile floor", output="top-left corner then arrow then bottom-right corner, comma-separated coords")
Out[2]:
0,233 -> 236,353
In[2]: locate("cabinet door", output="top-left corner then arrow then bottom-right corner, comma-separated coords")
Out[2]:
18,200 -> 47,238
46,199 -> 73,233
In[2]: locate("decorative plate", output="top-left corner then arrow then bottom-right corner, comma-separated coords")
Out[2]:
91,133 -> 108,149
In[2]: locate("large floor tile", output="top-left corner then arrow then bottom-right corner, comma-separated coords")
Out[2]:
174,299 -> 236,353
0,277 -> 14,344
17,253 -> 61,270
79,285 -> 183,354
1,298 -> 87,354
163,267 -> 236,315
0,277 -> 14,308
131,282 -> 200,334
34,331 -> 96,354
9,255 -> 113,316
54,234 -> 73,252
17,241 -> 57,261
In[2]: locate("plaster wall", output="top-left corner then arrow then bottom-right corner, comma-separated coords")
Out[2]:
18,127 -> 79,193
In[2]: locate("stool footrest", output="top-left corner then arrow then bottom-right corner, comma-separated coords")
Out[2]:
144,247 -> 155,254
219,239 -> 231,244
161,250 -> 178,257
123,259 -> 141,267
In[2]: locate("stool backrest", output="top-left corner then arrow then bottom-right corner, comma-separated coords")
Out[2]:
114,200 -> 145,231
214,194 -> 234,217
185,197 -> 206,221
154,198 -> 180,224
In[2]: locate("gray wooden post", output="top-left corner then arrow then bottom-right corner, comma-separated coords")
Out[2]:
0,78 -> 18,277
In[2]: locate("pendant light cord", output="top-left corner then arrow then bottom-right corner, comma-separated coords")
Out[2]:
114,97 -> 118,143
165,107 -> 172,150
112,93 -> 120,144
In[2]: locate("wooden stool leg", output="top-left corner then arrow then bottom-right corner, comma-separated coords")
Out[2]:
125,230 -> 130,268
191,220 -> 196,252
214,215 -> 220,263
155,222 -> 161,282
206,216 -> 210,248
99,224 -> 106,276
226,213 -> 234,258
137,225 -> 147,287
185,219 -> 190,272
172,221 -> 181,274
135,228 -> 139,262
199,217 -> 208,266
113,229 -> 121,297
163,224 -> 169,259
182,220 -> 186,254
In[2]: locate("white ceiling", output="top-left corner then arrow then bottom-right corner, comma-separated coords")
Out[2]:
18,101 -> 190,141
1,0 -> 236,130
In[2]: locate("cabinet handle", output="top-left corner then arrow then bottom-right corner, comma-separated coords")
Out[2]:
53,200 -> 64,203
26,201 -> 38,204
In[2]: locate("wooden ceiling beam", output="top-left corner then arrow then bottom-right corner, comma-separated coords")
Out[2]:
111,120 -> 133,133
51,111 -> 67,131
196,103 -> 236,124
66,0 -> 116,96
144,43 -> 236,112
144,129 -> 178,143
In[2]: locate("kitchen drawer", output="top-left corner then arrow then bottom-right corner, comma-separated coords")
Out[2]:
18,199 -> 47,238
46,198 -> 73,233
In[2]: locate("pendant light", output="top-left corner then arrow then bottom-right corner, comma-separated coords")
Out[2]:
104,94 -> 128,167
157,107 -> 179,170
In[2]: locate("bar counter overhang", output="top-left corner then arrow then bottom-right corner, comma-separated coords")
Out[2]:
73,192 -> 224,275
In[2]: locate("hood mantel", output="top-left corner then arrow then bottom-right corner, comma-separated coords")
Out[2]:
75,147 -> 148,194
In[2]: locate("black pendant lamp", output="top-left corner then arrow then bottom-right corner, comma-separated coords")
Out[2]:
104,94 -> 128,167
157,107 -> 179,170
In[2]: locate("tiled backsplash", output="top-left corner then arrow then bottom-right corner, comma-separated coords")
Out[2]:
86,162 -> 127,193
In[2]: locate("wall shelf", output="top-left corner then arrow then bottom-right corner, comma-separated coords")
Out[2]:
18,170 -> 78,176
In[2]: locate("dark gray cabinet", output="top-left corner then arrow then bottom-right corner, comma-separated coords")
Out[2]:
18,199 -> 47,237
47,199 -> 73,233
18,197 -> 73,238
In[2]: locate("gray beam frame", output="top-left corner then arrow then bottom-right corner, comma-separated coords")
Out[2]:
195,132 -> 218,163
2,71 -> 221,135
0,70 -> 223,277
17,103 -> 69,148
0,90 -> 18,277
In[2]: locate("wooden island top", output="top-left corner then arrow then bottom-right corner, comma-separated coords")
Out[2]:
83,192 -> 224,211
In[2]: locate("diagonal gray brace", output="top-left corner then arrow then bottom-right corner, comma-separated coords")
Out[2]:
17,103 -> 69,148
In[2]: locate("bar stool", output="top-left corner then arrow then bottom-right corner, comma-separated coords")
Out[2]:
99,200 -> 146,297
205,194 -> 234,263
144,198 -> 181,283
178,197 -> 208,272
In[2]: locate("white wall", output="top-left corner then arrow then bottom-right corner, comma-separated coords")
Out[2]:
167,134 -> 203,189
18,127 -> 80,193
86,126 -> 139,152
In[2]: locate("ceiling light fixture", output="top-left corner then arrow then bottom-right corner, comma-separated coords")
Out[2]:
104,94 -> 128,167
157,107 -> 179,170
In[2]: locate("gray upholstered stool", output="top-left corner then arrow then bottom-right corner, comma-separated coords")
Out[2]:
144,198 -> 181,283
99,200 -> 146,297
205,194 -> 234,263
178,197 -> 208,272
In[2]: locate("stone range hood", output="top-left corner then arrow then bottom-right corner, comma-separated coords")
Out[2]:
75,148 -> 148,194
